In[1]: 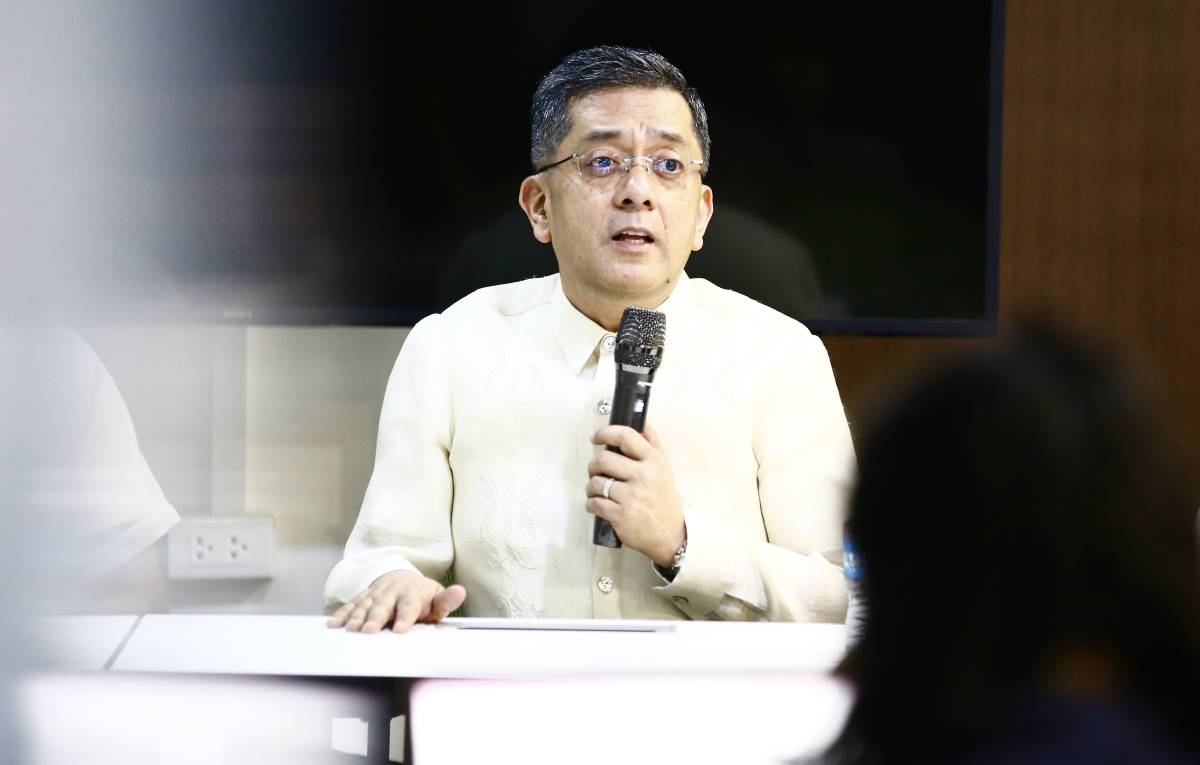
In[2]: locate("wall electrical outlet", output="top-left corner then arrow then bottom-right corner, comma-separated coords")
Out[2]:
167,515 -> 274,580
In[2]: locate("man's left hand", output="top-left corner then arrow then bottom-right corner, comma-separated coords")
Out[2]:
587,423 -> 686,567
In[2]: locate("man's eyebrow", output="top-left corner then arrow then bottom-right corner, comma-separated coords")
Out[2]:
649,129 -> 688,144
579,128 -> 688,145
580,129 -> 623,144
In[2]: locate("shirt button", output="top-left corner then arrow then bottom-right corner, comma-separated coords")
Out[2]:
596,398 -> 612,415
601,335 -> 616,353
672,595 -> 689,606
597,576 -> 614,594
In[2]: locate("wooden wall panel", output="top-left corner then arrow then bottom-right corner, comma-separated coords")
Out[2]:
824,0 -> 1200,479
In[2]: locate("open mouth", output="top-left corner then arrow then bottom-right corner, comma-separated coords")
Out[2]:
612,228 -> 655,245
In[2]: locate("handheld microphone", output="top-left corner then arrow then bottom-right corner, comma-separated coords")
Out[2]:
594,306 -> 666,548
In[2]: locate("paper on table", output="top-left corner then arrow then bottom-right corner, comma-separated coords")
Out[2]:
434,617 -> 675,632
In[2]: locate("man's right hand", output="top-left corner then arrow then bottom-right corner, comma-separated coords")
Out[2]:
326,570 -> 467,633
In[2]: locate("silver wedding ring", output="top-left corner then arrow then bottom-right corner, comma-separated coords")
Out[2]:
601,476 -> 615,500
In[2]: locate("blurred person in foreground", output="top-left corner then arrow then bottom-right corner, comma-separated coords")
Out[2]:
815,323 -> 1200,764
1,329 -> 180,615
325,45 -> 855,629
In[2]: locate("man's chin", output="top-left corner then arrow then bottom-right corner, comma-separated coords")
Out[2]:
599,271 -> 679,304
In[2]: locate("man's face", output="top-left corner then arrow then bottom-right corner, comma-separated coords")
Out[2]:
520,87 -> 714,309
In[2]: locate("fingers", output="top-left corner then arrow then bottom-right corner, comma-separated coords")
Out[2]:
390,590 -> 429,633
329,570 -> 461,634
338,590 -> 396,633
641,422 -> 665,450
427,584 -> 468,622
585,494 -> 620,521
395,582 -> 469,631
591,425 -> 653,459
586,474 -> 623,502
327,601 -> 355,628
360,594 -> 401,633
587,447 -> 640,480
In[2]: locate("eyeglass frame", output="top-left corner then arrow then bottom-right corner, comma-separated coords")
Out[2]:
535,152 -> 707,183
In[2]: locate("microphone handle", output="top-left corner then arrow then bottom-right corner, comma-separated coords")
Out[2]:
594,367 -> 654,548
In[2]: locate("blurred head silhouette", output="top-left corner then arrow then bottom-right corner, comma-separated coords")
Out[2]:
827,321 -> 1200,763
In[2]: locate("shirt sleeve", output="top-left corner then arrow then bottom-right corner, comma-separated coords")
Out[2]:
76,384 -> 181,575
654,330 -> 855,622
323,315 -> 456,610
17,330 -> 181,575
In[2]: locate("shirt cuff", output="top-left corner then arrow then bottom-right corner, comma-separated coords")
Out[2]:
652,508 -> 767,620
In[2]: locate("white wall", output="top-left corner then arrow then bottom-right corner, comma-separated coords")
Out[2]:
86,324 -> 409,614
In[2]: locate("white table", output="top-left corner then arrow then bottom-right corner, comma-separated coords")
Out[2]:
25,616 -> 853,763
410,671 -> 854,765
111,615 -> 849,679
24,614 -> 140,671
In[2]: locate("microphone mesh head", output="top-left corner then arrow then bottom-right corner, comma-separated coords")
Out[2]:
615,307 -> 666,369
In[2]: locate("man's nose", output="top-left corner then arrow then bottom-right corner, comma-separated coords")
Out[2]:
613,161 -> 656,210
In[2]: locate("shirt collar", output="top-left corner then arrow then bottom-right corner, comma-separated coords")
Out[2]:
550,272 -> 693,375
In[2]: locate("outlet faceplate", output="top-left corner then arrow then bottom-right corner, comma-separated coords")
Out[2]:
167,516 -> 274,580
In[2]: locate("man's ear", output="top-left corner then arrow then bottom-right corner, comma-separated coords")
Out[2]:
691,184 -> 715,251
519,176 -> 553,244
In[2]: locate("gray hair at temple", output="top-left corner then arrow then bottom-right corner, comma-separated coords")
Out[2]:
529,45 -> 711,172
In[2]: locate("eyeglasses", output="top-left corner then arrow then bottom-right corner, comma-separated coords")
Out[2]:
536,151 -> 705,184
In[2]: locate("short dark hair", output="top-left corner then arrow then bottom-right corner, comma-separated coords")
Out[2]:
529,45 -> 711,172
828,321 -> 1200,762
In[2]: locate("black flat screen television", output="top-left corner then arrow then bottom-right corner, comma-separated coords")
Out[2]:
110,1 -> 1004,335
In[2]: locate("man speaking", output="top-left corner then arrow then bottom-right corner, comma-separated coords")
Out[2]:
325,45 -> 855,630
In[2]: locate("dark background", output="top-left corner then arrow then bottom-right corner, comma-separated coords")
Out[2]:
101,1 -> 1000,332
824,0 -> 1200,483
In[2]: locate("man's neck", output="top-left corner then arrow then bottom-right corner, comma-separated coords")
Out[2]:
560,279 -> 676,332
